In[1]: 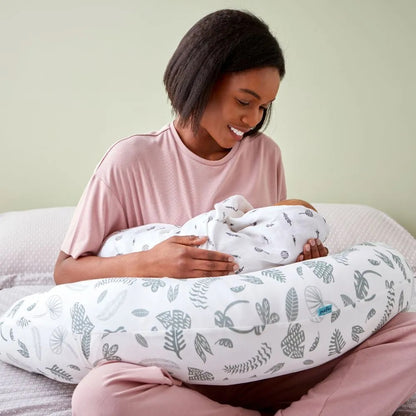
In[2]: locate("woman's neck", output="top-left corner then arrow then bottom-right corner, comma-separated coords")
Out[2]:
173,119 -> 231,161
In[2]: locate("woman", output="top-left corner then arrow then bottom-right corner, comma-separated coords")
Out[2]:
54,9 -> 416,416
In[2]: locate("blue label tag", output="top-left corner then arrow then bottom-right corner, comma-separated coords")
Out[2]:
317,304 -> 332,316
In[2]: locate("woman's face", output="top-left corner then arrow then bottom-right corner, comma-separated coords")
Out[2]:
177,67 -> 280,160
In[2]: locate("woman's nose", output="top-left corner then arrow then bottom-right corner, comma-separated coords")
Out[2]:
241,108 -> 264,128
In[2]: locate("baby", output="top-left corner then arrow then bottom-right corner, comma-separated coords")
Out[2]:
99,195 -> 329,274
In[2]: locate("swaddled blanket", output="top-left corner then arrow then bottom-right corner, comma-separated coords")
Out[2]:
99,195 -> 330,273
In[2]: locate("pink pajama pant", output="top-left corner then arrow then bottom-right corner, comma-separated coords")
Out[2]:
72,312 -> 416,416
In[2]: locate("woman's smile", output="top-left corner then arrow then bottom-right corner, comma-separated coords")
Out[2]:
175,67 -> 280,160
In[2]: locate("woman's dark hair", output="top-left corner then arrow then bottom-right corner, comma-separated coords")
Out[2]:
163,9 -> 285,136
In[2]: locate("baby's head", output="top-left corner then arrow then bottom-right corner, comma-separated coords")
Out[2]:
275,199 -> 317,212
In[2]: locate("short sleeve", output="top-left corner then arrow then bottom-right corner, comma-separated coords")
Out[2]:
276,152 -> 287,202
61,175 -> 127,259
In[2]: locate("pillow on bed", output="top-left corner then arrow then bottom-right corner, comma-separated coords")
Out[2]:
0,207 -> 74,289
0,242 -> 412,385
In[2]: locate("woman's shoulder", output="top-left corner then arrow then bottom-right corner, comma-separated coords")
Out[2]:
95,124 -> 173,170
239,130 -> 283,158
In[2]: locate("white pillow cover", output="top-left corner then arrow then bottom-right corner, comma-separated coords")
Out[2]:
0,242 -> 412,385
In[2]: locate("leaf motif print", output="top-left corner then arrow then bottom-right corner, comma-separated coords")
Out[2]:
190,278 -> 216,309
281,324 -> 305,358
256,298 -> 270,324
46,364 -> 73,382
94,278 -> 136,288
332,248 -> 358,265
194,333 -> 213,363
172,310 -> 191,330
97,290 -> 107,304
164,329 -> 186,359
81,332 -> 92,360
329,329 -> 346,356
16,317 -> 30,328
351,325 -> 364,343
102,343 -> 122,361
366,308 -> 376,321
156,310 -> 190,330
215,338 -> 233,348
70,303 -> 85,334
340,294 -> 356,308
224,342 -> 272,374
214,300 -> 249,331
354,270 -> 380,300
27,303 -> 37,311
142,278 -> 166,293
8,300 -> 24,318
214,311 -> 234,329
135,333 -> 149,348
261,269 -> 286,283
46,296 -> 63,320
131,309 -> 149,317
286,288 -> 299,322
240,275 -> 264,285
265,362 -> 285,374
17,340 -> 30,358
303,261 -> 334,283
168,285 -> 180,303
309,333 -> 320,352
305,286 -> 324,322
283,212 -> 292,226
156,310 -> 191,359
97,290 -> 128,320
331,306 -> 341,323
230,285 -> 246,293
354,271 -> 369,300
374,250 -> 394,269
373,280 -> 396,333
50,326 -> 68,354
70,303 -> 95,360
398,290 -> 404,312
188,367 -> 215,382
389,251 -> 409,281
254,299 -> 279,335
296,267 -> 304,278
368,259 -> 381,266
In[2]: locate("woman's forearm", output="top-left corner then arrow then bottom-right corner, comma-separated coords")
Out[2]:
53,250 -> 152,284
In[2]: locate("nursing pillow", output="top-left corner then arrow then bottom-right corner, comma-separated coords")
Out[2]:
0,243 -> 412,385
99,195 -> 330,273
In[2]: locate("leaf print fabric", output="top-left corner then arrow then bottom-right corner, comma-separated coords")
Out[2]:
0,243 -> 413,385
98,195 -> 330,273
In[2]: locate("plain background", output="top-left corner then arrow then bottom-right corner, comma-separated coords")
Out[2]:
1,0 -> 415,237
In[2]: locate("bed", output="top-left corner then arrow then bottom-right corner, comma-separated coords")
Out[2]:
0,203 -> 415,415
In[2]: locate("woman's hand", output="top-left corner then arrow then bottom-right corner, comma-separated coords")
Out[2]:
146,235 -> 239,278
296,238 -> 329,262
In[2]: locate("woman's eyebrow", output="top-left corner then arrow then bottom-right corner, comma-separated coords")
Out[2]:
239,88 -> 261,100
239,88 -> 275,105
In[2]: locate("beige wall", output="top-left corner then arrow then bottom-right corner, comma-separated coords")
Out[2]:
1,0 -> 415,237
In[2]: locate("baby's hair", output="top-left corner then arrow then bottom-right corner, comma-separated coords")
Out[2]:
275,199 -> 318,212
164,9 -> 285,135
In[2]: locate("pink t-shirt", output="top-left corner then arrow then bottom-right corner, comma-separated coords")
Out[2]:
62,122 -> 287,258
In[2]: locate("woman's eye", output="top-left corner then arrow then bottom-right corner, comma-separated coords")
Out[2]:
237,99 -> 249,106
